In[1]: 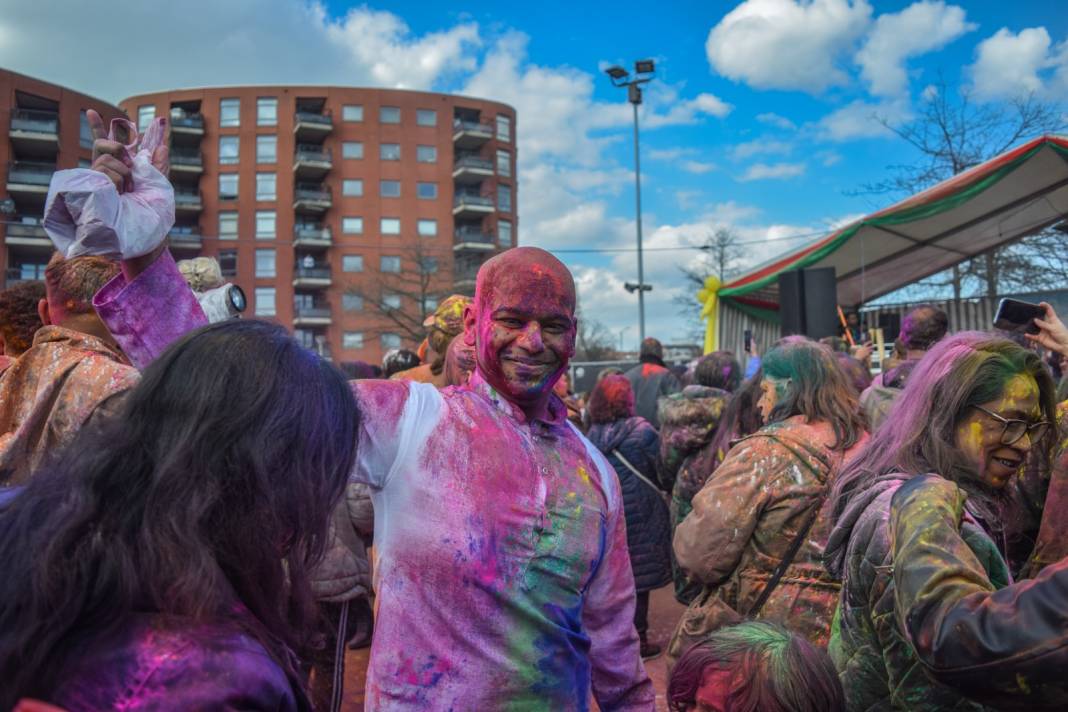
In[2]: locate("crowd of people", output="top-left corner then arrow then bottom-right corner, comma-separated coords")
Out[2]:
1,116 -> 1068,712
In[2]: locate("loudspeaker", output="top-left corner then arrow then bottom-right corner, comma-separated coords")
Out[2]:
778,267 -> 839,339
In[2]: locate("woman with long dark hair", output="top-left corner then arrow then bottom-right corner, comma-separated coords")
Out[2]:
668,340 -> 867,665
586,374 -> 673,659
824,332 -> 1059,711
0,319 -> 359,710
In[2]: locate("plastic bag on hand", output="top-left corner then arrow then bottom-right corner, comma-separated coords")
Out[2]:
43,117 -> 174,259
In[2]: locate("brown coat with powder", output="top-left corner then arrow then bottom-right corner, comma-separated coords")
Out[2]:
673,416 -> 866,648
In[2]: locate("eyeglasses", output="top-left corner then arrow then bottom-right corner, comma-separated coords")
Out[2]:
972,405 -> 1051,446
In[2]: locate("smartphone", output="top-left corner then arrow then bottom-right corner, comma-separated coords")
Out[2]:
744,329 -> 753,353
993,298 -> 1045,334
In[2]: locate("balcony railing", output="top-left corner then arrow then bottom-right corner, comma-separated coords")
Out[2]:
169,148 -> 203,167
454,227 -> 495,245
294,111 -> 333,127
5,221 -> 48,241
5,268 -> 43,286
7,161 -> 55,186
294,225 -> 332,243
294,184 -> 331,202
169,112 -> 205,131
174,190 -> 202,209
294,266 -> 331,280
168,227 -> 202,245
294,306 -> 332,319
454,264 -> 481,282
453,119 -> 493,134
10,108 -> 59,135
454,155 -> 493,171
453,193 -> 494,208
295,145 -> 331,163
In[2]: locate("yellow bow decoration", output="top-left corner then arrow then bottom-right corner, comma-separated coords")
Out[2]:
697,275 -> 721,355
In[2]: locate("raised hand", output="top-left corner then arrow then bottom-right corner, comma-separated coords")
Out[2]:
1026,302 -> 1068,357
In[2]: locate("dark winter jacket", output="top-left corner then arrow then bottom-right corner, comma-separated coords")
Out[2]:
824,472 -> 1010,712
50,612 -> 308,711
889,473 -> 1068,711
656,385 -> 730,492
624,360 -> 681,429
587,416 -> 673,592
674,417 -> 866,648
858,360 -> 918,433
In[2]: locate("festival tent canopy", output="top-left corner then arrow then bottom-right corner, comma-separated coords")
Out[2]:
717,135 -> 1068,321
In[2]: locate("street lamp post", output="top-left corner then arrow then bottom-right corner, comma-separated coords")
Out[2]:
606,59 -> 655,343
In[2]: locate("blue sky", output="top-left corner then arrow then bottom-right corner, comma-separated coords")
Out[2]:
2,0 -> 1066,348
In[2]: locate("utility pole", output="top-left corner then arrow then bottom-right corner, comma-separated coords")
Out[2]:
606,60 -> 656,342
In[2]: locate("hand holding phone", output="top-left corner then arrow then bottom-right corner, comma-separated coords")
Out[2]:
1023,302 -> 1068,357
993,298 -> 1046,335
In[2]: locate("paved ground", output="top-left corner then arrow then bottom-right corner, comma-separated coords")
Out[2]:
335,583 -> 686,711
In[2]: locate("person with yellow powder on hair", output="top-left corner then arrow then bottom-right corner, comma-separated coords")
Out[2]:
391,295 -> 470,388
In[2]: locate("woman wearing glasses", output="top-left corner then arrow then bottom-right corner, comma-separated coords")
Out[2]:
824,326 -> 1062,712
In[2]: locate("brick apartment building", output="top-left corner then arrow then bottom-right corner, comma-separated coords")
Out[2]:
1,69 -> 518,365
0,69 -> 125,290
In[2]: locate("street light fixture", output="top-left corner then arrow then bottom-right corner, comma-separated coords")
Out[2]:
605,58 -> 656,342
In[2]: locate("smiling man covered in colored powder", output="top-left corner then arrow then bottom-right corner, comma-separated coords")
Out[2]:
92,245 -> 654,711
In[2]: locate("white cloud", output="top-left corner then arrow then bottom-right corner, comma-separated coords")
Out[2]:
968,26 -> 1067,101
643,91 -> 733,128
815,99 -> 910,141
855,1 -> 974,98
817,150 -> 843,167
681,160 -> 718,174
706,0 -> 873,93
756,112 -> 798,130
730,138 -> 795,160
648,148 -> 695,161
738,162 -> 807,181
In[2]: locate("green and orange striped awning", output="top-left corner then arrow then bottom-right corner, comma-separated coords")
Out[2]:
720,135 -> 1068,318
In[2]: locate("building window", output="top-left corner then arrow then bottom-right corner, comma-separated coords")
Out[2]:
496,114 -> 511,142
342,255 -> 364,273
342,179 -> 363,197
416,182 -> 437,200
496,149 -> 511,177
382,293 -> 402,310
380,218 -> 401,235
381,333 -> 402,350
255,210 -> 276,238
342,141 -> 363,159
255,287 -> 276,316
497,185 -> 512,212
380,255 -> 401,273
342,293 -> 364,312
79,111 -> 93,149
220,98 -> 240,127
342,104 -> 363,122
380,180 -> 401,198
417,219 -> 437,237
416,145 -> 437,163
256,135 -> 277,163
498,219 -> 513,247
256,97 -> 277,126
219,136 -> 239,165
380,106 -> 400,124
215,250 -> 237,277
18,263 -> 47,280
219,174 -> 238,200
219,211 -> 238,239
137,105 -> 155,131
379,143 -> 400,161
255,249 -> 276,278
343,332 -> 364,349
416,109 -> 437,127
256,172 -> 276,201
424,296 -> 439,312
342,217 -> 363,234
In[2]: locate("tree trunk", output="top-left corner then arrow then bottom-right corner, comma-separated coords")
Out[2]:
951,264 -> 962,300
984,252 -> 999,298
